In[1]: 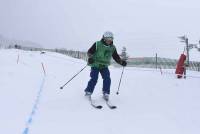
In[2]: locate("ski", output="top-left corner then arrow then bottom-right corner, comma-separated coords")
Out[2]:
91,101 -> 103,109
87,96 -> 103,109
105,100 -> 117,109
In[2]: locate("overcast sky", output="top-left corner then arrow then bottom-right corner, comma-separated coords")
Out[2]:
0,0 -> 200,57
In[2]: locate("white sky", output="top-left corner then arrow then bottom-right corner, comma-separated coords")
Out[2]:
0,0 -> 200,57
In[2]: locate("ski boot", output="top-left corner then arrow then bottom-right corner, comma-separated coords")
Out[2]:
85,91 -> 92,100
103,93 -> 109,101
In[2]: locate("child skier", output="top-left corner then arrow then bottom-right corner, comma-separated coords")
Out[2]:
85,31 -> 127,101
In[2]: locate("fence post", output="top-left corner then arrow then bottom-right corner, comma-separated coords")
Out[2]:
159,67 -> 163,75
17,54 -> 19,64
155,53 -> 158,69
198,63 -> 200,72
78,51 -> 80,59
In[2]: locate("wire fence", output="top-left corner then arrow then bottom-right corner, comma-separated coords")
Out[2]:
121,57 -> 200,72
7,45 -> 200,72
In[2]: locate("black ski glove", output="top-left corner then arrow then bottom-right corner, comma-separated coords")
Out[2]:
120,60 -> 127,66
88,58 -> 94,64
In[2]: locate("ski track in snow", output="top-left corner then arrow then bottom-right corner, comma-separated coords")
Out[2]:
22,76 -> 46,134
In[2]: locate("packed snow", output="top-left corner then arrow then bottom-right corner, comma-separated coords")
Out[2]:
0,49 -> 200,134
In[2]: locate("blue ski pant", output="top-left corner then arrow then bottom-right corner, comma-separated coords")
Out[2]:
85,67 -> 111,94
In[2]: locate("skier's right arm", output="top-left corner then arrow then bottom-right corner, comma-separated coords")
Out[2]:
87,43 -> 96,58
87,43 -> 96,64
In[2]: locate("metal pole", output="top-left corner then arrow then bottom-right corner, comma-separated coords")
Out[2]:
116,67 -> 125,95
185,37 -> 189,79
186,38 -> 190,66
60,65 -> 87,89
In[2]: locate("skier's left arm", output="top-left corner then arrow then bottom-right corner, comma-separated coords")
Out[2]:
112,49 -> 127,66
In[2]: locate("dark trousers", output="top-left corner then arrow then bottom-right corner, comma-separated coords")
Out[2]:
85,67 -> 111,94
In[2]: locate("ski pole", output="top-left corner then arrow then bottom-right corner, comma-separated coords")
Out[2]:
116,67 -> 125,95
60,65 -> 87,89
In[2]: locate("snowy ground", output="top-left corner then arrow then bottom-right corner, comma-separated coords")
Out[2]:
0,49 -> 200,134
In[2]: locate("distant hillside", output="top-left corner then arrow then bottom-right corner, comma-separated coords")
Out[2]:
0,35 -> 42,48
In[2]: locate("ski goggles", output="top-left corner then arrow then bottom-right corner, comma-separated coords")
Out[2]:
104,37 -> 113,41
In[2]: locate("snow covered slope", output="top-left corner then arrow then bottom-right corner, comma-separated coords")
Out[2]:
0,49 -> 200,134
